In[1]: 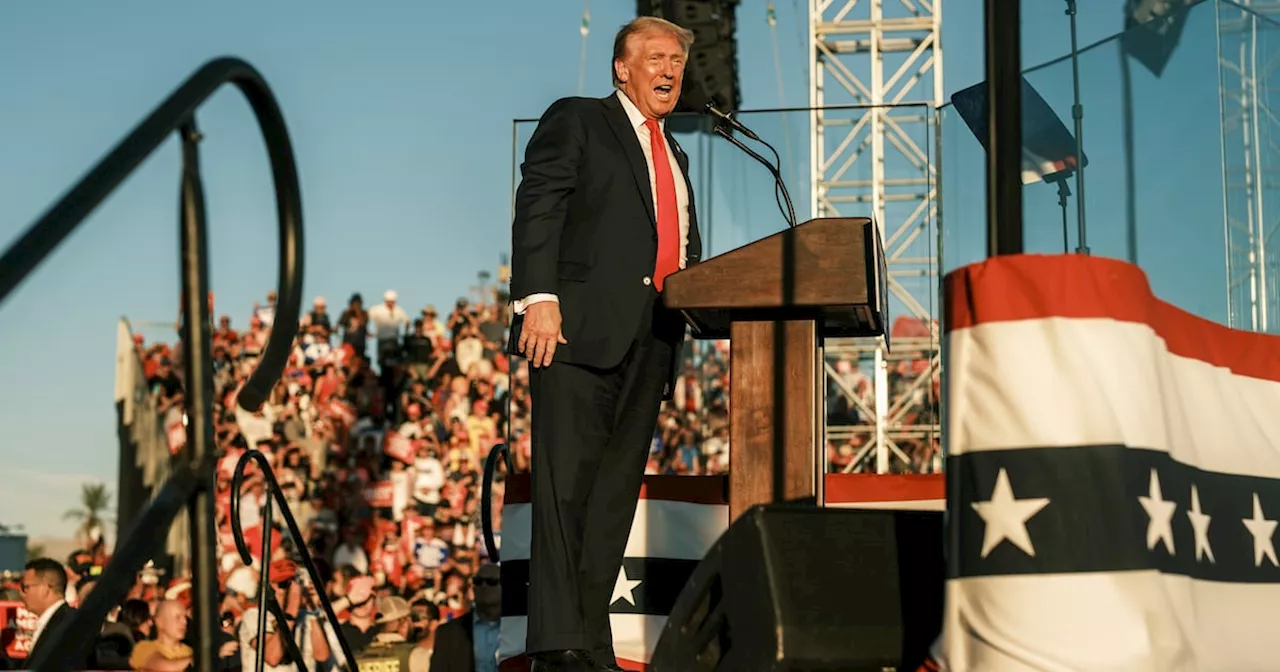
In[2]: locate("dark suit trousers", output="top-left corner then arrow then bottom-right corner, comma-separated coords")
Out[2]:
526,291 -> 674,660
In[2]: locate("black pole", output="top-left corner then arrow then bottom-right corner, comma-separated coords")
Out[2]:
178,118 -> 219,672
1066,0 -> 1090,254
255,495 -> 274,672
985,0 -> 1024,257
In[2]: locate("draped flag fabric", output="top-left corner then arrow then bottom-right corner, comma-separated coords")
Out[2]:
498,475 -> 728,671
937,254 -> 1280,671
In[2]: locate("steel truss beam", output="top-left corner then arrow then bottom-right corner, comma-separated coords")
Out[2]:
810,0 -> 943,473
1221,0 -> 1280,333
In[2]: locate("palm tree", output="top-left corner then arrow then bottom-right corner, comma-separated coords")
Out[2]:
63,483 -> 112,547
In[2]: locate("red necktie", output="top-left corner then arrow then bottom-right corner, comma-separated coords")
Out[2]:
646,119 -> 680,292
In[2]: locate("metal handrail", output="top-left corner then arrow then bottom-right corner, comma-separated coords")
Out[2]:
481,442 -> 513,562
0,56 -> 302,413
11,57 -> 305,672
231,450 -> 358,672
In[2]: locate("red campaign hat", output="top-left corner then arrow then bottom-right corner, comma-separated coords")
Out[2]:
268,559 -> 297,583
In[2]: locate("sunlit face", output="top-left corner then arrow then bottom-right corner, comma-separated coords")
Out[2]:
155,601 -> 188,641
615,30 -> 686,120
20,570 -> 55,614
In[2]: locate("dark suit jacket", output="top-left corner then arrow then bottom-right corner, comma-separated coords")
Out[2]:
429,611 -> 475,672
509,94 -> 703,387
20,603 -> 90,670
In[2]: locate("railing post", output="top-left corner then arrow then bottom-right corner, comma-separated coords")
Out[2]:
254,495 -> 275,672
985,0 -> 1024,257
178,118 -> 219,671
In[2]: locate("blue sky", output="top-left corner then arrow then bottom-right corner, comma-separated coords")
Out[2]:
0,0 -> 1229,538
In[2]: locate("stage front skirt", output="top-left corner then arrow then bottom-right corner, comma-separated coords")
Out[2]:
498,475 -> 728,671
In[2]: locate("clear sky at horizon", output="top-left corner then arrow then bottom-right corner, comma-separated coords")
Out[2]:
0,0 -> 1225,540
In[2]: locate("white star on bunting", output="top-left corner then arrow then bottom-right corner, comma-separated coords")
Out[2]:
1138,469 -> 1176,555
971,468 -> 1051,558
611,565 -> 642,606
1187,484 -> 1214,563
1242,493 -> 1279,568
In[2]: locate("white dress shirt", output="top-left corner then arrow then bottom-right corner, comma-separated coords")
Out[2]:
514,89 -> 691,314
31,600 -> 65,649
367,302 -> 411,341
238,607 -> 293,672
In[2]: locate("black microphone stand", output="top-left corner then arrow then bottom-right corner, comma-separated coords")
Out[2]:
1066,0 -> 1089,254
1051,174 -> 1072,253
710,118 -> 798,228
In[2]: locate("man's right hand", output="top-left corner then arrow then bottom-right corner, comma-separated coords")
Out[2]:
519,302 -> 568,368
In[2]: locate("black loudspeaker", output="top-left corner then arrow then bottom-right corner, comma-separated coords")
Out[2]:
650,505 -> 944,672
636,0 -> 741,133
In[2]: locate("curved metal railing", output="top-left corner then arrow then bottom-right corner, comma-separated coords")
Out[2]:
8,57 -> 306,672
481,441 -> 514,562
0,57 -> 303,411
231,450 -> 358,672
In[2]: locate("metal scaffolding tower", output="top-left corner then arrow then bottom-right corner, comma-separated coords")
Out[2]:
1221,0 -> 1280,334
809,0 -> 943,473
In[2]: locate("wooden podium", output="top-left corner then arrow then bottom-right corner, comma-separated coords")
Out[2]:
663,217 -> 887,522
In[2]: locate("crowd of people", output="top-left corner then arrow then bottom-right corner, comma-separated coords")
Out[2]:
0,272 -> 938,670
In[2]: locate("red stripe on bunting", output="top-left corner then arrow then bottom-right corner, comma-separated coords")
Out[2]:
824,473 -> 943,503
944,254 -> 1280,383
503,474 -> 728,506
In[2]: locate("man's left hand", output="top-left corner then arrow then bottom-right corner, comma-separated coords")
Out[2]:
518,302 -> 568,368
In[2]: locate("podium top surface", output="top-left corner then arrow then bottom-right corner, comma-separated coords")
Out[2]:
663,217 -> 887,340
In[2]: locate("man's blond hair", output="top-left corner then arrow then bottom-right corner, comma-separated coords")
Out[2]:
612,16 -> 695,87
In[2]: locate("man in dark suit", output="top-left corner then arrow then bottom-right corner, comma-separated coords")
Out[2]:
10,557 -> 86,670
429,610 -> 474,672
509,15 -> 702,672
430,563 -> 502,672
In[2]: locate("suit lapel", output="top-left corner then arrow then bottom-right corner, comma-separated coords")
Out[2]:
602,95 -> 657,227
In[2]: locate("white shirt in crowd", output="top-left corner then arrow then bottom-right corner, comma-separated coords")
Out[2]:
513,88 -> 691,315
455,336 -> 484,374
235,402 -> 276,451
293,613 -> 339,671
300,336 -> 331,365
239,491 -> 265,530
255,303 -> 276,327
333,542 -> 369,575
368,302 -> 411,341
398,420 -> 427,440
415,537 -> 450,570
413,457 -> 445,505
238,607 -> 293,672
390,468 -> 413,521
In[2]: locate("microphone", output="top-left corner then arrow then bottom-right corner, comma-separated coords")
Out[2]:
703,102 -> 762,142
701,103 -> 797,228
